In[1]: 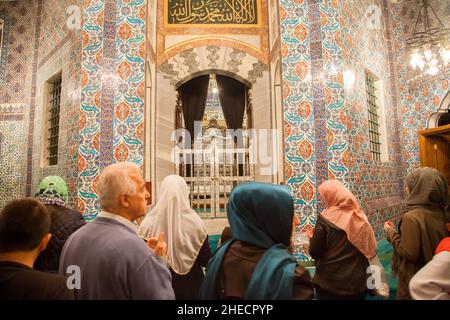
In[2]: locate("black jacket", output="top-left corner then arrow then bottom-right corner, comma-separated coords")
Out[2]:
170,237 -> 212,300
309,214 -> 369,296
217,240 -> 314,300
34,204 -> 86,273
0,261 -> 74,300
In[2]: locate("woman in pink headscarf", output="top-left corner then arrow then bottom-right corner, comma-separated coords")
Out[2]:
308,180 -> 377,300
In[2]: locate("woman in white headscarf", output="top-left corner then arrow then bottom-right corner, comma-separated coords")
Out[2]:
139,175 -> 212,299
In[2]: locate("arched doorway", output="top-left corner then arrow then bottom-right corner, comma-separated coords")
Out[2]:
174,73 -> 254,217
153,46 -> 273,206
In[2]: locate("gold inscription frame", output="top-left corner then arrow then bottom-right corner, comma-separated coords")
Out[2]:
164,0 -> 262,28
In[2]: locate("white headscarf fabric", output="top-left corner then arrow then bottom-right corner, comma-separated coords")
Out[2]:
138,175 -> 208,275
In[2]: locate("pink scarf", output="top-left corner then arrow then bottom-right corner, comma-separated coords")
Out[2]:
318,180 -> 377,260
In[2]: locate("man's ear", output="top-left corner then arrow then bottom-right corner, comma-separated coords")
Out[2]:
119,192 -> 130,208
39,233 -> 52,251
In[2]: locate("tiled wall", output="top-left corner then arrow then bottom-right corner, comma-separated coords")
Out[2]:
278,0 -> 448,258
0,0 -> 147,216
339,0 -> 405,239
279,0 -> 314,259
39,0 -> 72,62
78,0 -> 146,219
0,0 -> 84,207
279,0 -> 356,259
392,0 -> 450,174
31,37 -> 82,208
0,1 -> 36,104
26,0 -> 82,209
0,14 -> 10,84
0,104 -> 25,209
0,1 -> 37,207
278,0 -> 414,258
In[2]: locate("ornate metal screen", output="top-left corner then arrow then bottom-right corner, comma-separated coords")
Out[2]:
48,75 -> 62,166
365,72 -> 381,162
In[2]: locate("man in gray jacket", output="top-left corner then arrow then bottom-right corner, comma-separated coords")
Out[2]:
59,162 -> 175,299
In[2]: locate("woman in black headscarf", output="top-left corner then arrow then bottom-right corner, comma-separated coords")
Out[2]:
384,167 -> 450,299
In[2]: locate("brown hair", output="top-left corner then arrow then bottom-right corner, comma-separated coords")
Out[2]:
0,198 -> 50,252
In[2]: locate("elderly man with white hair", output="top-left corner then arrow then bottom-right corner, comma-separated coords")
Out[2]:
59,162 -> 175,299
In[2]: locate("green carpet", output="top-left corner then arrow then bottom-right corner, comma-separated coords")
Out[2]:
194,208 -> 226,214
209,235 -> 221,253
366,239 -> 397,300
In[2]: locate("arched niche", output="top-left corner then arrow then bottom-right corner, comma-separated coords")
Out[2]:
154,46 -> 269,202
427,90 -> 450,129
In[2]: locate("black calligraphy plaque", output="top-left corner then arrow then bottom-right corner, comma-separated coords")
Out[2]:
167,0 -> 258,25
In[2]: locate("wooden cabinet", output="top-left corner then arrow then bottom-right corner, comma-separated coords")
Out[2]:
419,124 -> 450,184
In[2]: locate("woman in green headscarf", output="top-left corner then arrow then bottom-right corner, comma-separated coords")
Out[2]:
384,167 -> 450,299
34,176 -> 85,273
199,182 -> 313,300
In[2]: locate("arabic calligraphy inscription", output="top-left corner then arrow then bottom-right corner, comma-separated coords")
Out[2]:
168,0 -> 258,25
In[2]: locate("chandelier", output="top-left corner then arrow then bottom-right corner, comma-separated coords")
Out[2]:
407,0 -> 450,78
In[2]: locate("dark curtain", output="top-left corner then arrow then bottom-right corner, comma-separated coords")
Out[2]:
216,75 -> 247,176
179,75 -> 210,177
215,75 -> 246,130
180,75 -> 210,141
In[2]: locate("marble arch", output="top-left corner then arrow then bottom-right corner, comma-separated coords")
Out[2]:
152,45 -> 271,201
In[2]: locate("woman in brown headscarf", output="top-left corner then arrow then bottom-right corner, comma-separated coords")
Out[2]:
384,167 -> 450,300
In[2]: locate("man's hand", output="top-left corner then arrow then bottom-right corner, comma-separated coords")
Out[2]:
147,231 -> 168,258
383,221 -> 395,232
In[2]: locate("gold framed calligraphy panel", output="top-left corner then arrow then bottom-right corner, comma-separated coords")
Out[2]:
166,0 -> 261,27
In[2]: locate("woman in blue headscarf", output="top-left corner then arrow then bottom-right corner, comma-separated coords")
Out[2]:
199,182 -> 314,300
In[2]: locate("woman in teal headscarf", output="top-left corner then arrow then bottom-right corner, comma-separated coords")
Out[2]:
199,182 -> 313,300
34,176 -> 85,273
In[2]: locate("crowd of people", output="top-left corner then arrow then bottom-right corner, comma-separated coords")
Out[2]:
0,163 -> 448,300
